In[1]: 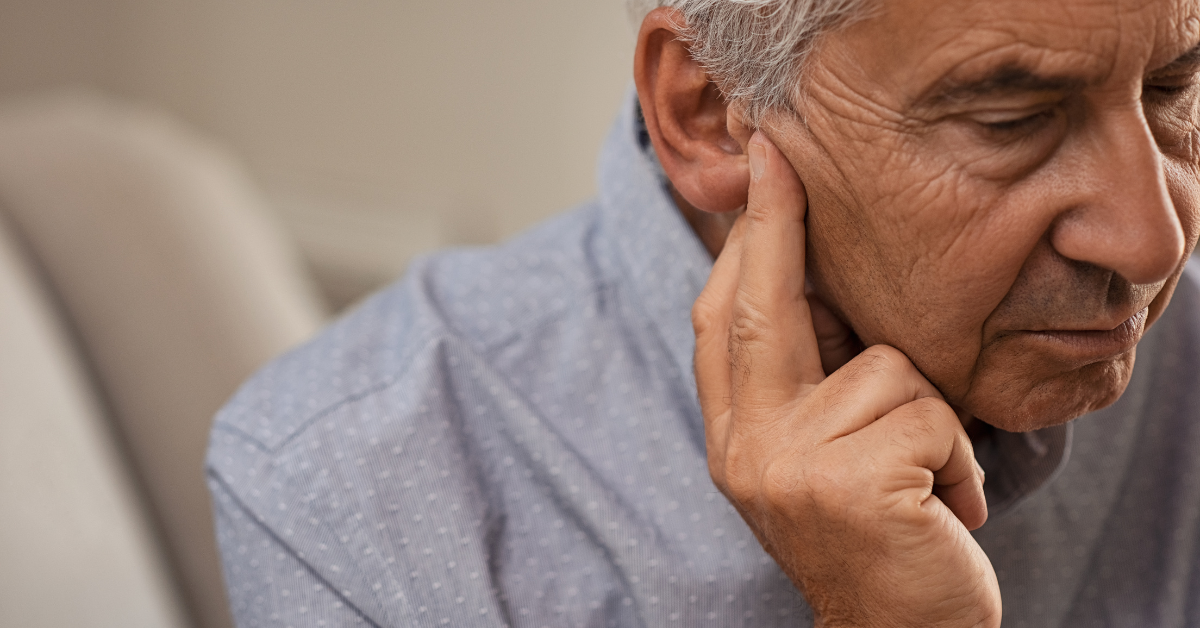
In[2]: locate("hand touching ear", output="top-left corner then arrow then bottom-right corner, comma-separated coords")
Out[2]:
692,132 -> 1000,628
723,98 -> 863,377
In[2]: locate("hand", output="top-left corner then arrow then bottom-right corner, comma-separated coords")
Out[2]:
692,132 -> 1000,627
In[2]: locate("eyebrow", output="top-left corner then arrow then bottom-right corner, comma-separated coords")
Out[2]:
914,64 -> 1087,110
917,42 -> 1200,110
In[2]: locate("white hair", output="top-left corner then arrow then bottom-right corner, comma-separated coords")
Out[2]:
627,0 -> 871,124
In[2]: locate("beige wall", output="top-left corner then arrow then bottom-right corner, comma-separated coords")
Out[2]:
0,0 -> 635,306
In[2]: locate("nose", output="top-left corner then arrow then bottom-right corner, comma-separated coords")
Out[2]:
1048,108 -> 1185,286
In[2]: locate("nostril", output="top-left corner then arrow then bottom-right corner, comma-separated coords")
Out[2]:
1048,202 -> 1186,286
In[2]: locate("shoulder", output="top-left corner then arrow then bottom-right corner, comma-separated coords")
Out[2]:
208,200 -> 609,455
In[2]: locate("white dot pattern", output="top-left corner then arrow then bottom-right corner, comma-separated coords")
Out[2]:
208,91 -> 1200,627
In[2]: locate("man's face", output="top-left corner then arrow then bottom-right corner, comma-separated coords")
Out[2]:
767,0 -> 1200,431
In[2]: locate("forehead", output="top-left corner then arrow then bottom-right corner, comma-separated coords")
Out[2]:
818,0 -> 1200,102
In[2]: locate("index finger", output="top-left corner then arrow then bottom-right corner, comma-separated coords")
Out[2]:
693,215 -> 747,421
729,131 -> 825,412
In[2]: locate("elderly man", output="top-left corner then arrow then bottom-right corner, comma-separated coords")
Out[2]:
208,0 -> 1200,625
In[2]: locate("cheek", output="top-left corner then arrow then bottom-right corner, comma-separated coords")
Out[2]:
812,146 -> 1000,303
804,141 -> 1052,397
1165,155 -> 1200,256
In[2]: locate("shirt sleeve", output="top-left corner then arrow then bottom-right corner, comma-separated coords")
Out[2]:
210,475 -> 376,628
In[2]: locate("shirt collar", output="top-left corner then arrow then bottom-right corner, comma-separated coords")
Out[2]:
974,422 -> 1072,516
594,88 -> 1071,516
596,88 -> 713,403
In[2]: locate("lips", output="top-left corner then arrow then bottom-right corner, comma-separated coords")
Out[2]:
1024,307 -> 1148,364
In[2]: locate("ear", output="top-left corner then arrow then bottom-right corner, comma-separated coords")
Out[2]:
634,8 -> 751,213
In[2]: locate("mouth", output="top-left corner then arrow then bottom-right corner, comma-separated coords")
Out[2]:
1025,307 -> 1148,364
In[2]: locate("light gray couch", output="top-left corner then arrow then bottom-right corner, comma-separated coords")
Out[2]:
0,92 -> 328,628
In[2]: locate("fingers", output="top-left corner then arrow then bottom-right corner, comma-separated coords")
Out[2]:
806,345 -> 944,440
860,397 -> 988,531
932,430 -> 988,532
693,215 -> 747,452
728,132 -> 825,413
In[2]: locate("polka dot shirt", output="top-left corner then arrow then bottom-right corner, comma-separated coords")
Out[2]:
208,92 -> 1200,627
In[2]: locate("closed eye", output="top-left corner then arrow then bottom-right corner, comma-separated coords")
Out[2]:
972,108 -> 1059,139
1145,84 -> 1192,95
1143,79 -> 1197,98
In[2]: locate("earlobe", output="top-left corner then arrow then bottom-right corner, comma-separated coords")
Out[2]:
634,8 -> 750,213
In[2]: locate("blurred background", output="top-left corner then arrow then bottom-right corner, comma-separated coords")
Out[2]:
0,1 -> 633,627
0,0 -> 634,309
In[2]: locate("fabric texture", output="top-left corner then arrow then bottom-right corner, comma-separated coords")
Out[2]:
209,93 -> 1200,627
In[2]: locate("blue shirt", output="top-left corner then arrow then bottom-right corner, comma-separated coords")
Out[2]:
208,93 -> 1200,627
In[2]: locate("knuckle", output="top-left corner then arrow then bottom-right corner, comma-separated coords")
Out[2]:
722,472 -> 756,505
691,299 -> 722,337
763,458 -> 859,526
719,441 -> 758,502
910,396 -> 956,427
956,429 -> 977,460
759,460 -> 798,508
857,344 -> 912,373
743,199 -> 774,226
842,345 -> 934,397
906,395 -> 948,418
761,457 -> 829,506
892,397 -> 955,442
728,300 -> 772,346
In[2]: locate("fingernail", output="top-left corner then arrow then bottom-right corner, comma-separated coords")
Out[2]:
748,142 -> 766,182
975,459 -> 986,484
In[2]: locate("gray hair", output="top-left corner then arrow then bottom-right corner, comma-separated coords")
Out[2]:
627,0 -> 871,124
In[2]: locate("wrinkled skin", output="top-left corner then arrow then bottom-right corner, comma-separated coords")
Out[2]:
780,0 -> 1200,430
637,0 -> 1200,624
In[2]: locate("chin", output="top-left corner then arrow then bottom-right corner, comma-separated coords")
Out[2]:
961,350 -> 1137,433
